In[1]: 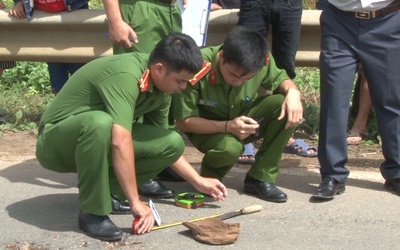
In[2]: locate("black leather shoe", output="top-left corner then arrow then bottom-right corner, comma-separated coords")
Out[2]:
78,211 -> 122,241
157,167 -> 185,182
384,177 -> 400,195
243,175 -> 287,202
312,177 -> 345,200
138,179 -> 175,198
111,195 -> 130,215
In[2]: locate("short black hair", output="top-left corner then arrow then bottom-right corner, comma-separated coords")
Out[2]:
221,26 -> 268,75
150,33 -> 204,74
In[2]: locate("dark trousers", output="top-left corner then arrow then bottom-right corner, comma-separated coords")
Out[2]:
47,62 -> 85,93
318,4 -> 400,182
237,0 -> 302,79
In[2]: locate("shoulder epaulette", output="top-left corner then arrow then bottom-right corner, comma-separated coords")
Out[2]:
138,68 -> 150,92
189,61 -> 212,85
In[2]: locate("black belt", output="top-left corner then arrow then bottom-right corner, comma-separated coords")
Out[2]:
337,1 -> 400,19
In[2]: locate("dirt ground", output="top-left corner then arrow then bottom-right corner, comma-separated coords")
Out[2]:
0,130 -> 384,173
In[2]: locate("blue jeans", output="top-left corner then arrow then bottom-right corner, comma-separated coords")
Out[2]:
238,0 -> 302,79
47,62 -> 85,93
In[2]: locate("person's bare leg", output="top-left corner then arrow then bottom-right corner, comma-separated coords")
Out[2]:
347,74 -> 372,144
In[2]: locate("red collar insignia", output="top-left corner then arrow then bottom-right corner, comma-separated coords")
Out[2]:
189,61 -> 211,85
266,53 -> 270,65
138,68 -> 150,92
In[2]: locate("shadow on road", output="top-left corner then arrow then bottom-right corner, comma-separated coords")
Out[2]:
0,158 -> 77,189
6,193 -> 80,232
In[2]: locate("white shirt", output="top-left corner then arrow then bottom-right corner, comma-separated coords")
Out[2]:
328,0 -> 394,11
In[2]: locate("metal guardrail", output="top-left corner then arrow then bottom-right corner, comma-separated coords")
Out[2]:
0,9 -> 321,66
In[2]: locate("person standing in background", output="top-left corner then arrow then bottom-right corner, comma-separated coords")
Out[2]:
313,0 -> 400,199
317,0 -> 373,145
237,0 -> 317,163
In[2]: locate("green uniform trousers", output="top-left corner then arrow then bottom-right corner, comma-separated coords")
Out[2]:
187,94 -> 295,183
36,111 -> 184,215
114,0 -> 182,54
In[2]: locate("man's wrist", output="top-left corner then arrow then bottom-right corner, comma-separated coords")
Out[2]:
225,120 -> 230,134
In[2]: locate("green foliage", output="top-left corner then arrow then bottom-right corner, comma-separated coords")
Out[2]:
89,0 -> 104,9
303,0 -> 318,10
0,62 -> 54,136
2,0 -> 13,7
295,67 -> 321,135
1,62 -> 52,94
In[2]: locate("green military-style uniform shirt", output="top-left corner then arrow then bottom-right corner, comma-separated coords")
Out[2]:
174,45 -> 289,122
36,52 -> 184,215
114,0 -> 182,55
39,53 -> 170,132
174,45 -> 295,183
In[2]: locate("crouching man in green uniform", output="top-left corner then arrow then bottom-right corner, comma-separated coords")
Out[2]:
174,27 -> 303,203
35,33 -> 228,241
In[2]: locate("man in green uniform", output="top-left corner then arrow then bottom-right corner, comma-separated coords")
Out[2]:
174,27 -> 303,203
103,0 -> 189,196
103,0 -> 184,54
36,33 -> 228,241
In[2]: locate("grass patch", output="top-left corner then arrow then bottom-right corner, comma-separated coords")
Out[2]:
0,62 -> 54,136
295,67 -> 320,135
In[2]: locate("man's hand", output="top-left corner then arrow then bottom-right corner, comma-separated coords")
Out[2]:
211,3 -> 222,11
131,200 -> 155,234
226,116 -> 259,140
169,156 -> 228,201
278,88 -> 303,129
9,1 -> 26,19
192,177 -> 228,201
102,0 -> 138,48
108,21 -> 138,48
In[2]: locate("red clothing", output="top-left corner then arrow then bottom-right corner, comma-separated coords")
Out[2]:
34,0 -> 66,12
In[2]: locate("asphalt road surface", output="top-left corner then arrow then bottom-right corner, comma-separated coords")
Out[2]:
1,147 -> 399,250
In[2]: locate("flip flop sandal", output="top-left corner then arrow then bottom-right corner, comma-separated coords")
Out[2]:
347,131 -> 368,145
236,143 -> 256,164
283,138 -> 318,157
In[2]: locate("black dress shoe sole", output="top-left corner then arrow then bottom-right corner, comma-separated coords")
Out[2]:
312,185 -> 346,200
244,185 -> 287,203
79,222 -> 122,241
